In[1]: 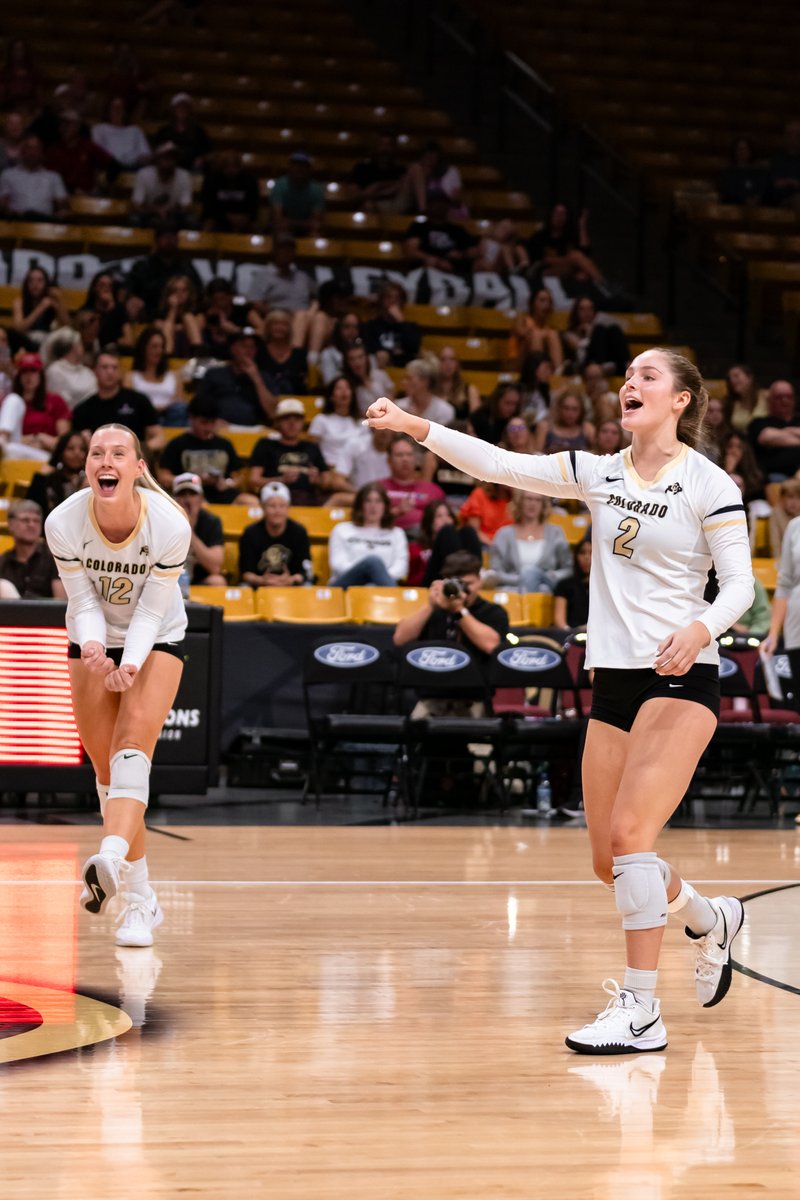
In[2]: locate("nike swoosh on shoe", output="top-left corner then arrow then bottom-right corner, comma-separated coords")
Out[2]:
629,1016 -> 660,1037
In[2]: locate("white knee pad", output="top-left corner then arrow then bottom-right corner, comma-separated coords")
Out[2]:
108,748 -> 152,808
96,779 -> 109,818
612,852 -> 668,930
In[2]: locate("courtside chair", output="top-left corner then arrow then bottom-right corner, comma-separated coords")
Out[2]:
479,590 -> 524,627
346,586 -> 427,624
520,592 -> 556,627
257,586 -> 348,623
188,585 -> 257,620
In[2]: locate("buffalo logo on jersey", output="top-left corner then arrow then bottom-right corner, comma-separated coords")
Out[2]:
665,482 -> 683,495
0,980 -> 131,1065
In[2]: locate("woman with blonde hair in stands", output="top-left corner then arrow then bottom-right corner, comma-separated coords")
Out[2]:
437,345 -> 481,421
724,363 -> 768,432
155,274 -> 204,357
542,390 -> 595,455
590,418 -> 625,458
43,327 -> 97,409
510,287 -> 564,371
45,422 -> 191,950
487,489 -> 572,593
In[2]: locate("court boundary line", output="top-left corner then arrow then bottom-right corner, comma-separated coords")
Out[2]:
0,878 -> 798,887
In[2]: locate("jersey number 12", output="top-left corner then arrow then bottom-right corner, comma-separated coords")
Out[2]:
612,516 -> 641,559
98,575 -> 133,604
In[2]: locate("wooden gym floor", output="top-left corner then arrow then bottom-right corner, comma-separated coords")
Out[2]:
1,823 -> 799,1199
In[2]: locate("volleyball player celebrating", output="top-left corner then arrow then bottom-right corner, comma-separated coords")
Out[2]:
45,423 -> 191,949
366,349 -> 754,1054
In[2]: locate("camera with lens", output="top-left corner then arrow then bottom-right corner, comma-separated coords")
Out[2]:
442,577 -> 465,600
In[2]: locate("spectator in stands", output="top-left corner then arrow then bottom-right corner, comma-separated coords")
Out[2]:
195,327 -> 275,425
250,397 -> 335,505
702,395 -> 733,466
519,352 -> 554,425
510,287 -> 564,371
526,204 -> 606,292
127,223 -> 202,320
125,326 -> 186,424
320,312 -> 362,384
725,362 -> 768,432
0,112 -> 26,173
719,137 -> 767,207
343,341 -> 395,415
407,497 -> 482,587
0,40 -> 41,111
91,96 -> 151,170
459,480 -> 512,544
769,121 -> 800,210
498,412 -> 539,457
436,345 -> 481,420
260,309 -> 308,395
349,132 -> 407,213
487,490 -> 571,592
397,357 -> 455,426
474,219 -> 529,275
0,353 -> 70,461
201,277 -> 254,352
404,190 -> 479,277
553,539 -> 592,631
362,281 -> 422,369
80,270 -> 132,347
248,233 -> 317,342
11,266 -> 70,347
0,135 -> 68,220
768,479 -> 800,559
201,149 -> 259,232
0,499 -> 65,599
589,418 -> 625,458
270,151 -> 325,238
172,472 -> 226,586
308,376 -> 365,475
405,141 -> 465,217
27,81 -> 90,149
44,110 -> 113,195
155,93 -> 211,173
131,142 -> 193,228
429,418 -> 480,508
722,430 -> 764,505
0,328 -> 14,397
328,483 -> 409,587
581,361 -> 620,425
748,380 -> 800,482
239,481 -> 312,588
43,328 -> 97,409
72,349 -> 162,451
26,431 -> 88,517
75,310 -> 102,366
158,394 -> 255,504
393,551 -> 509,720
338,426 -> 393,493
63,69 -> 95,124
155,274 -> 204,357
99,44 -> 155,120
471,382 -> 523,445
541,389 -> 594,454
563,297 -> 629,375
378,433 -> 445,533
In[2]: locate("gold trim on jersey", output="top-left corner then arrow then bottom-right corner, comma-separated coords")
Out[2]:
703,517 -> 748,532
557,454 -> 569,482
622,443 -> 688,490
88,491 -> 148,551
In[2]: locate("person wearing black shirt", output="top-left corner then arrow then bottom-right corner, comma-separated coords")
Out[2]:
748,380 -> 800,481
249,398 -> 331,505
201,149 -> 260,232
525,203 -> 607,291
349,132 -> 407,212
72,351 -> 162,451
404,190 -> 479,278
126,224 -> 203,320
158,394 -> 254,504
171,472 -> 226,585
362,281 -> 422,369
154,93 -> 212,172
239,481 -> 312,587
0,500 -> 65,599
554,539 -> 592,630
195,328 -> 276,426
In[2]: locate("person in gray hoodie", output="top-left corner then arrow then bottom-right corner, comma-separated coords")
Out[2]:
487,489 -> 572,593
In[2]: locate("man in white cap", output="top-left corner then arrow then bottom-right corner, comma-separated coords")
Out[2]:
154,92 -> 211,172
239,481 -> 312,588
172,473 -> 226,586
130,142 -> 193,227
249,398 -> 333,505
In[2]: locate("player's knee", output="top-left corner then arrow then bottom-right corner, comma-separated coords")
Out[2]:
608,813 -> 648,858
612,852 -> 668,930
108,748 -> 151,808
591,852 -> 614,887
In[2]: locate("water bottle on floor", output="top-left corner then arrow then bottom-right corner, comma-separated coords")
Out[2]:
536,771 -> 553,817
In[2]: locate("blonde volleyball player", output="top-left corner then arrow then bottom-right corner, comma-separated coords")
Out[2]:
366,349 -> 754,1055
45,423 -> 191,949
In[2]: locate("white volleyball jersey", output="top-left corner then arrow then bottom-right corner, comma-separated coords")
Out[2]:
423,425 -> 755,670
45,487 -> 191,668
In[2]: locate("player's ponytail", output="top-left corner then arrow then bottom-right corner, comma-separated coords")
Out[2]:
94,423 -> 189,521
655,349 -> 709,450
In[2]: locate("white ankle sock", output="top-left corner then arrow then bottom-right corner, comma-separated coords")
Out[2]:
126,856 -> 153,900
623,967 -> 657,1008
668,881 -> 716,935
100,834 -> 130,859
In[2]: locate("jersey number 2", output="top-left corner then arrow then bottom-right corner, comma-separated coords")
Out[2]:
613,516 -> 641,559
98,575 -> 133,605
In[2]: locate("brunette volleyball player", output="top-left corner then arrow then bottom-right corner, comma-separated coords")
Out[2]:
366,349 -> 754,1054
45,423 -> 191,948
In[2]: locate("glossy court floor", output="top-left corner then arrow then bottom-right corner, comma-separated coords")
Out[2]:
1,823 -> 799,1199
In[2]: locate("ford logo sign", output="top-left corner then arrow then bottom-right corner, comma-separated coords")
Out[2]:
497,647 -> 561,672
314,642 -> 380,668
407,646 -> 470,672
774,654 -> 792,680
718,657 -> 738,679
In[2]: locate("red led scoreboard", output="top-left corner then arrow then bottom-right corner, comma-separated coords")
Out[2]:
0,601 -> 222,793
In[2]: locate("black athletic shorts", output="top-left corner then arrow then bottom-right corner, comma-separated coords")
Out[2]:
68,642 -> 185,663
590,663 -> 720,732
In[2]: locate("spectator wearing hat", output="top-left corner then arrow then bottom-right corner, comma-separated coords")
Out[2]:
404,190 -> 480,277
249,398 -> 334,506
0,499 -> 65,599
0,352 -> 71,461
172,472 -> 226,586
44,110 -> 113,195
270,151 -> 325,238
195,326 -> 277,425
130,143 -> 193,228
72,349 -> 162,451
0,134 -> 69,219
158,393 -> 257,504
126,223 -> 203,320
201,149 -> 259,232
154,93 -> 212,173
43,327 -> 97,409
239,481 -> 312,588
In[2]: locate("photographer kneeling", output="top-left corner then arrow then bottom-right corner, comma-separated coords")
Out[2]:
393,550 -> 509,718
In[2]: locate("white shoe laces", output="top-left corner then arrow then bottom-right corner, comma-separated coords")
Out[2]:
591,979 -> 630,1022
116,893 -> 154,928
